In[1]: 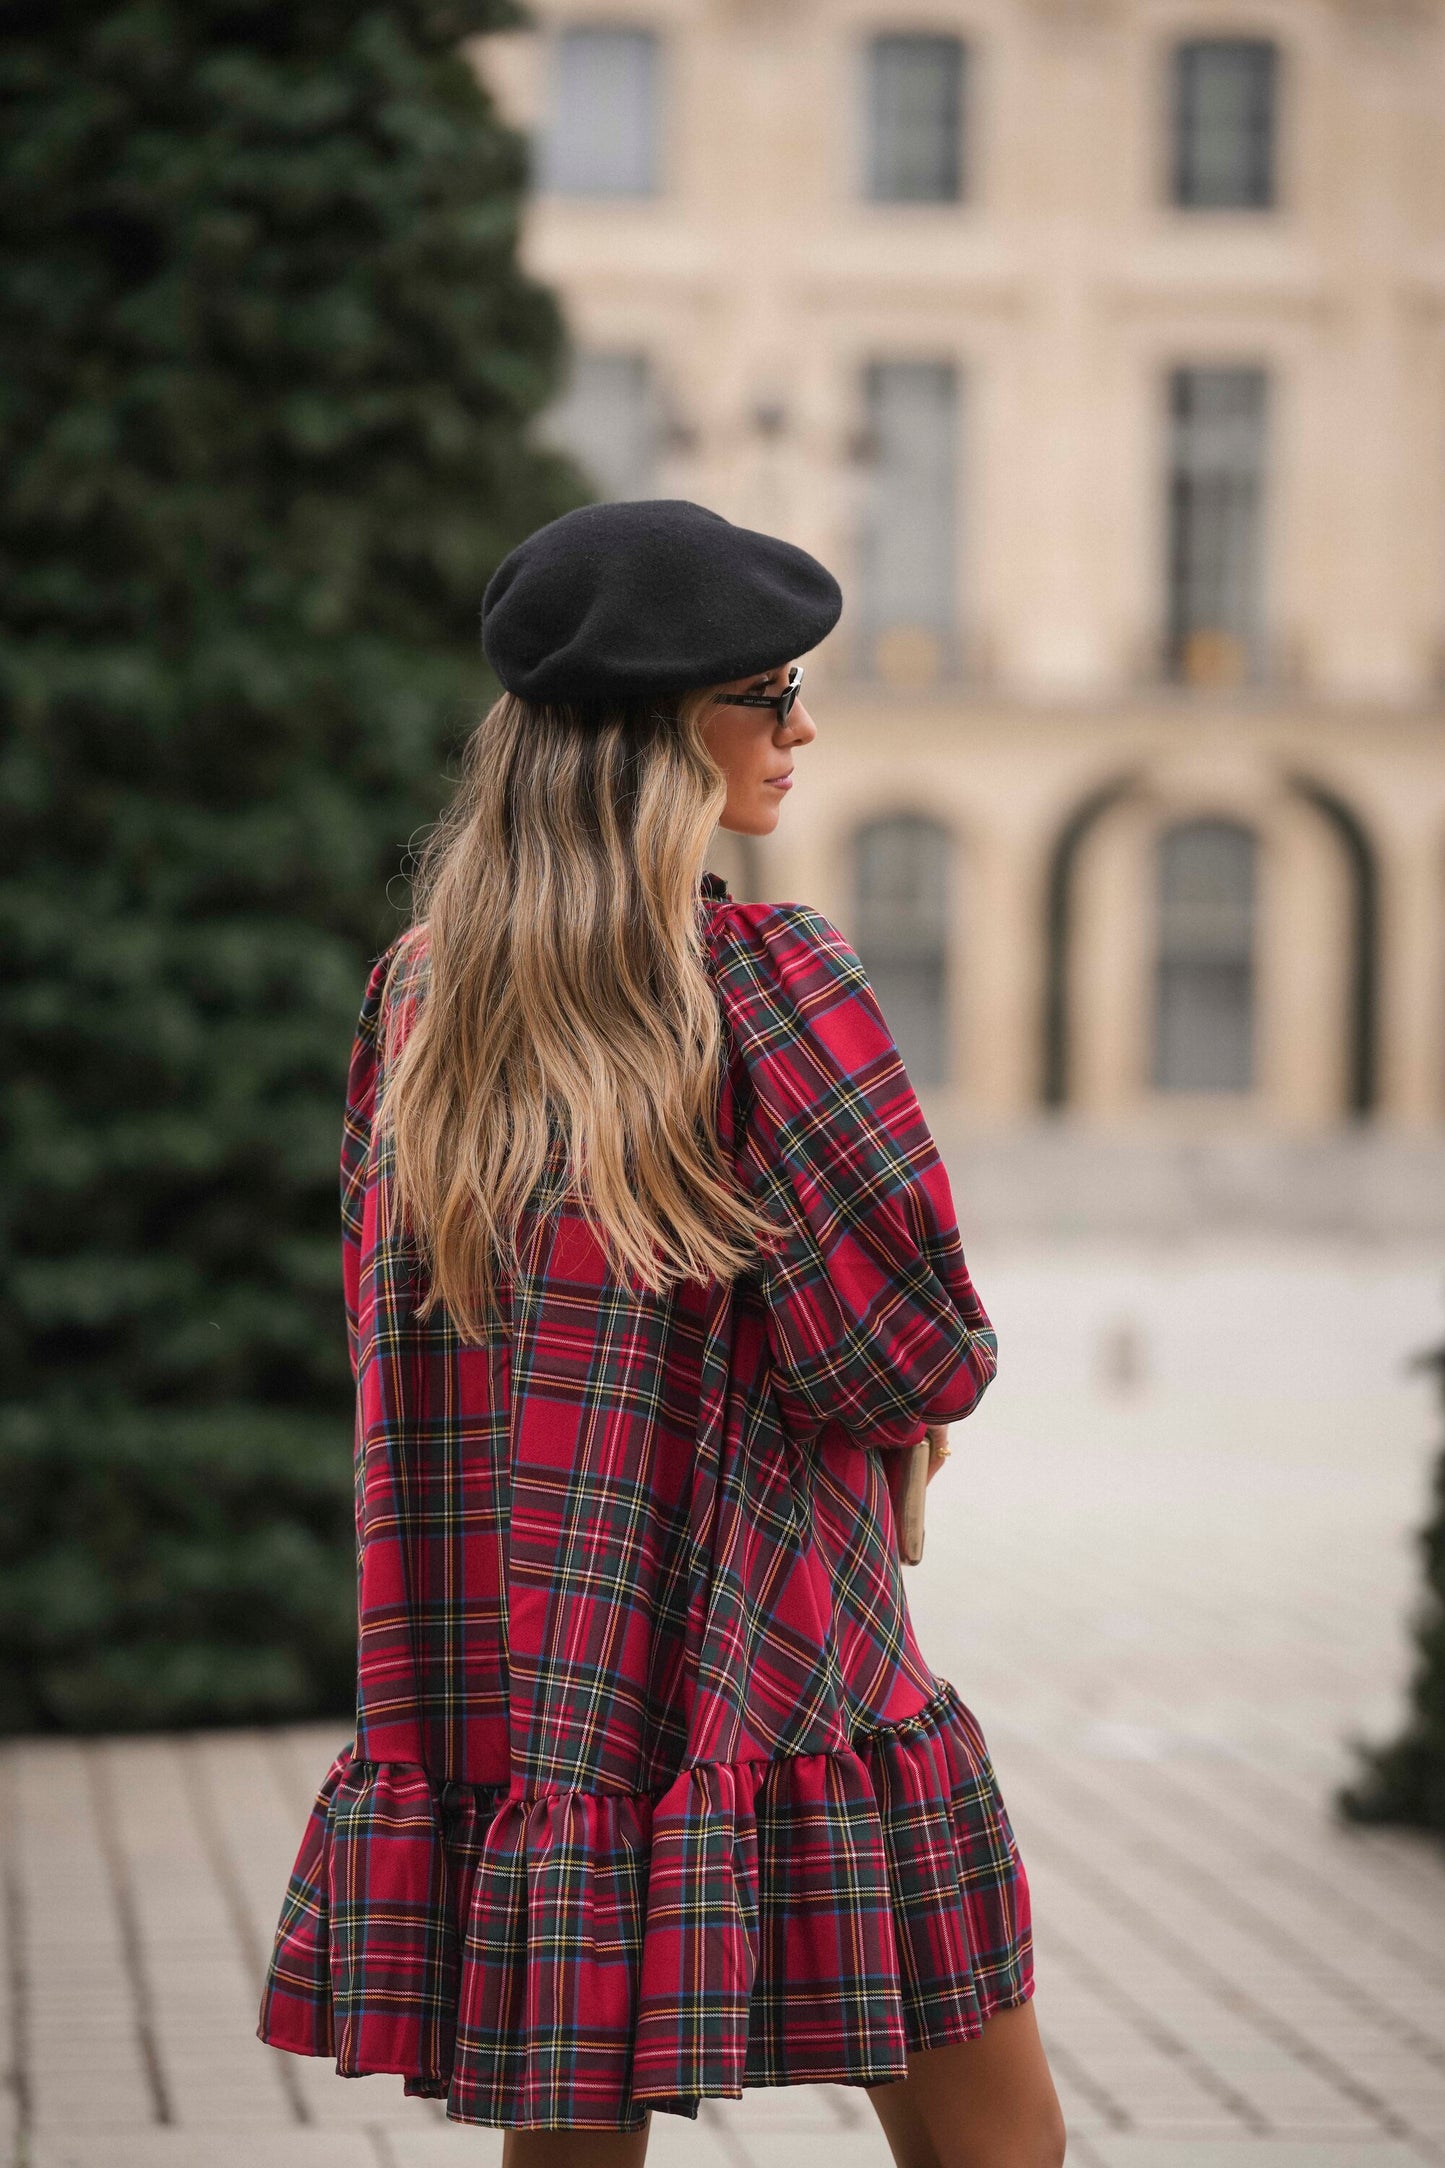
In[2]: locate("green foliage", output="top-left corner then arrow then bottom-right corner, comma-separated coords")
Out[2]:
0,0 -> 587,1730
1336,1342 -> 1445,1838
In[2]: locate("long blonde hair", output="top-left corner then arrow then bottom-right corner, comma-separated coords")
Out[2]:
376,685 -> 784,1340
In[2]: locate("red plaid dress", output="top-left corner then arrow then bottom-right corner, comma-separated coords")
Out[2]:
257,869 -> 1033,2130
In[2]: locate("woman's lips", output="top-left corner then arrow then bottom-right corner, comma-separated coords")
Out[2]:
766,775 -> 793,790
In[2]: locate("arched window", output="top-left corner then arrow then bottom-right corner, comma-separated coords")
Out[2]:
1153,818 -> 1257,1091
851,814 -> 953,1088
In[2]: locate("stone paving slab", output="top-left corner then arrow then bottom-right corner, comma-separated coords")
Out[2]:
1084,2148 -> 1428,2168
29,2139 -> 391,2168
6,1246 -> 1445,2168
713,2136 -> 912,2168
381,2132 -> 507,2168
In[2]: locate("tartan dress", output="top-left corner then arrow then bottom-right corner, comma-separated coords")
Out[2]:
257,869 -> 1033,2130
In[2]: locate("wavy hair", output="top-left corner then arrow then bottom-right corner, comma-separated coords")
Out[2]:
375,686 -> 784,1341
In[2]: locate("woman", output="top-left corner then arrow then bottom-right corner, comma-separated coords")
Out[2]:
257,499 -> 1063,2168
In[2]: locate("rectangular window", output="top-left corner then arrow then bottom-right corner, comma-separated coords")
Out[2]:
541,27 -> 659,197
1165,366 -> 1268,686
852,814 -> 954,1088
1171,39 -> 1277,209
539,351 -> 662,501
857,360 -> 960,681
864,35 -> 967,203
1153,820 -> 1257,1092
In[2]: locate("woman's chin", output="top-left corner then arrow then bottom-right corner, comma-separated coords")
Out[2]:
719,801 -> 783,839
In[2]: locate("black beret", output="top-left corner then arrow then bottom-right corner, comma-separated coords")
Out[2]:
480,498 -> 843,707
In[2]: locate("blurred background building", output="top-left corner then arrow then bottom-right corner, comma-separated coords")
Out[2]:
475,0 -> 1445,1187
7,17 -> 1444,2147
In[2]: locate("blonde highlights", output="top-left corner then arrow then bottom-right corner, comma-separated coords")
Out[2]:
375,686 -> 783,1341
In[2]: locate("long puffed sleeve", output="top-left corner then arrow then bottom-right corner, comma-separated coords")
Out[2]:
711,898 -> 997,1450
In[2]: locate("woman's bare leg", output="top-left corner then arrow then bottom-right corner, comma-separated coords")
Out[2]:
864,2002 -> 1066,2168
501,2113 -> 651,2168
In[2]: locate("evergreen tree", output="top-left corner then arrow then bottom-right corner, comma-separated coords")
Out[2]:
0,0 -> 586,1731
1337,1337 -> 1445,1838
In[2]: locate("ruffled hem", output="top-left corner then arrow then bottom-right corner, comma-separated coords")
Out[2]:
257,1676 -> 1033,2131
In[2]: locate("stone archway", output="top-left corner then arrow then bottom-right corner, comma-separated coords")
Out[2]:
1039,765 -> 1376,1121
1283,772 -> 1379,1119
1040,772 -> 1145,1107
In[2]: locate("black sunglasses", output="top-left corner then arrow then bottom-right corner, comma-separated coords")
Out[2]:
710,662 -> 804,728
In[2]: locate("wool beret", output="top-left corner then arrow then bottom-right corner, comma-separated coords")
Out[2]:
480,498 -> 843,708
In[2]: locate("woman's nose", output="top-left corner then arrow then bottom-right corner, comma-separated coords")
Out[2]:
784,701 -> 817,744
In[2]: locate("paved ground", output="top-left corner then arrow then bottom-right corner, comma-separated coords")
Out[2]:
4,1240 -> 1445,2168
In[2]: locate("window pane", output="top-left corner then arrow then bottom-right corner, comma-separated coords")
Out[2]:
858,361 -> 959,676
543,28 -> 658,196
1165,366 -> 1267,685
852,814 -> 953,1088
1172,39 -> 1277,209
539,351 -> 662,500
1153,819 -> 1257,1091
865,35 -> 966,202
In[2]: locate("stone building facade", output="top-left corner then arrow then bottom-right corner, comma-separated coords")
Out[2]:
475,0 -> 1445,1140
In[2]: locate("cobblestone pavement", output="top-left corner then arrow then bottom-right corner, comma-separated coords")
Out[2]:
5,1242 -> 1445,2168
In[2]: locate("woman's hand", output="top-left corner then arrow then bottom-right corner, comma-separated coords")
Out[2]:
925,1424 -> 952,1484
